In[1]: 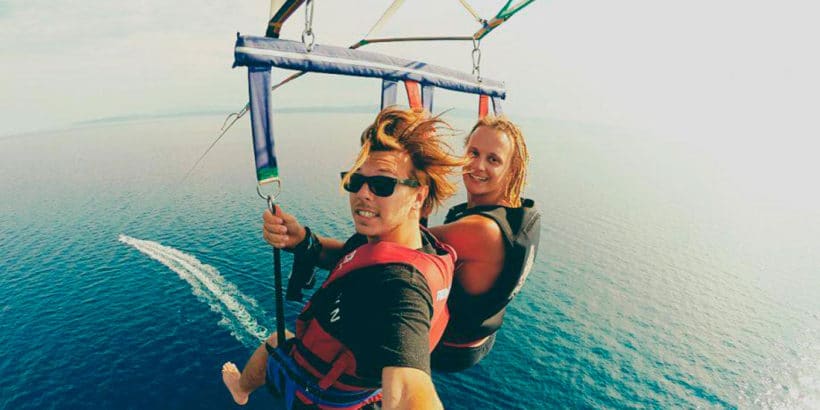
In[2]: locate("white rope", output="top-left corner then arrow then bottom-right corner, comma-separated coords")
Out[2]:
181,105 -> 248,182
363,0 -> 406,39
269,0 -> 286,19
457,0 -> 484,23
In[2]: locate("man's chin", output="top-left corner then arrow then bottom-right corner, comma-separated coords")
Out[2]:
353,222 -> 377,237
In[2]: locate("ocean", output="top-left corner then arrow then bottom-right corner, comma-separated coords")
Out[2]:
1,112 -> 818,409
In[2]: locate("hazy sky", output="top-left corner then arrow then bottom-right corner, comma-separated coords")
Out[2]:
1,0 -> 818,149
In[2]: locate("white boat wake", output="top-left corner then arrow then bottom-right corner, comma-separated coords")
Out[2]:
119,234 -> 269,348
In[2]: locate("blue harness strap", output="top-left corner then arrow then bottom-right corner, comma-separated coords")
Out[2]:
266,343 -> 382,409
381,79 -> 398,109
422,84 -> 435,112
247,66 -> 279,184
491,96 -> 503,115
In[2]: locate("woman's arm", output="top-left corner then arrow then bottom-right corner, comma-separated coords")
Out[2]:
428,215 -> 505,294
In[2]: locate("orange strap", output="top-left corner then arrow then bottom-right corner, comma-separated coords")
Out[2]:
478,95 -> 489,118
405,80 -> 422,109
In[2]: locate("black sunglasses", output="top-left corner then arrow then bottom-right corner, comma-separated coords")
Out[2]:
340,172 -> 420,197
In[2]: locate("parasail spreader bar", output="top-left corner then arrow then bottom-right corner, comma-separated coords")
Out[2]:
234,35 -> 506,99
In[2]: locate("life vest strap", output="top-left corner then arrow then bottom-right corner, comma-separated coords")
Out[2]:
319,350 -> 354,389
292,338 -> 381,388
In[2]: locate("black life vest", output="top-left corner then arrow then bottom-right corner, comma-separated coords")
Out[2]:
272,228 -> 455,408
441,198 -> 541,344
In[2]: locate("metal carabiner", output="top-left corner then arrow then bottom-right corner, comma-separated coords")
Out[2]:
471,38 -> 482,82
257,179 -> 282,203
302,0 -> 316,52
301,30 -> 315,52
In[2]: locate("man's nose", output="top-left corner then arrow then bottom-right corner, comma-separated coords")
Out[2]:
355,181 -> 375,200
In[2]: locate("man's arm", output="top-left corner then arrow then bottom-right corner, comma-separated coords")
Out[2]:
372,266 -> 442,409
381,366 -> 443,410
262,207 -> 346,269
312,234 -> 346,270
341,264 -> 442,408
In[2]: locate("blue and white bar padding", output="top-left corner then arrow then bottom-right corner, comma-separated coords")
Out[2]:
234,35 -> 506,99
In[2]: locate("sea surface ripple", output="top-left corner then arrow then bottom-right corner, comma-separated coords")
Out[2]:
1,115 -> 818,409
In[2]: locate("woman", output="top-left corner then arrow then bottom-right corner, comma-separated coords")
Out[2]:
223,107 -> 465,409
428,115 -> 541,372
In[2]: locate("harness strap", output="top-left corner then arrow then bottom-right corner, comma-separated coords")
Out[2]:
248,66 -> 279,184
404,80 -> 422,109
478,94 -> 489,118
491,96 -> 503,115
266,343 -> 382,409
422,84 -> 435,112
381,79 -> 398,109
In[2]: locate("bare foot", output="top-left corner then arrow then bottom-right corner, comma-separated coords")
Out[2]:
222,362 -> 249,405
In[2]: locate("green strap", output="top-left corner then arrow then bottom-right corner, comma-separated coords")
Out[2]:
496,0 -> 535,20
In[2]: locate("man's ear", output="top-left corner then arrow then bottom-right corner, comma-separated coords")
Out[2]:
414,185 -> 429,211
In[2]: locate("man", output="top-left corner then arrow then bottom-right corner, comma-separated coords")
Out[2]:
223,107 -> 465,409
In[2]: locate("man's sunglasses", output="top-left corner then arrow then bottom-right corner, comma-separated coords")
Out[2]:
340,172 -> 420,197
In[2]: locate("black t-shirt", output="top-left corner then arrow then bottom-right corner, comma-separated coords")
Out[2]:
305,234 -> 435,379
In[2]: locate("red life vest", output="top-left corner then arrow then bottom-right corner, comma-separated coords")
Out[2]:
289,230 -> 455,402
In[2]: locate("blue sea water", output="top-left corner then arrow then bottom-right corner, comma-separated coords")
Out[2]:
1,113 -> 819,409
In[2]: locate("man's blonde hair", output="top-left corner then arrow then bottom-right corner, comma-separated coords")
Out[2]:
343,107 -> 466,216
466,115 -> 530,207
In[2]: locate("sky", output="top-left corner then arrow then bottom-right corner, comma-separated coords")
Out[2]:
1,0 -> 818,156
